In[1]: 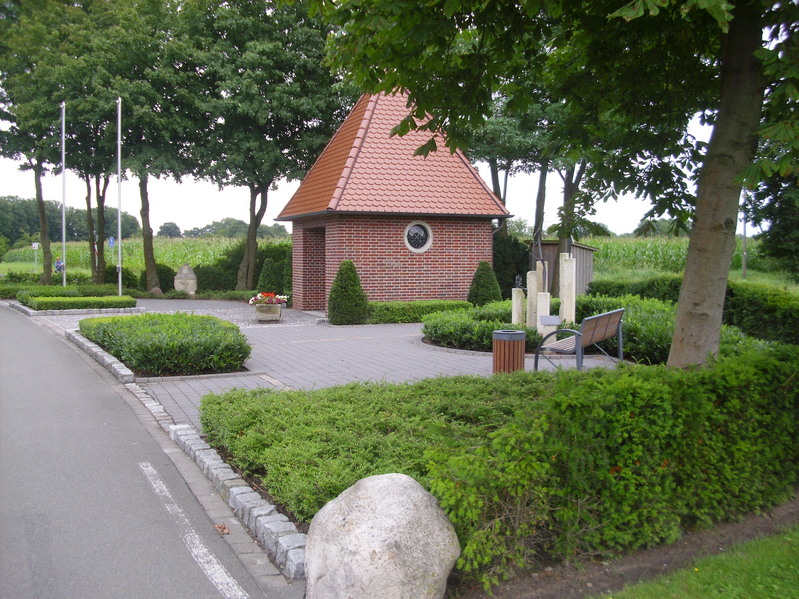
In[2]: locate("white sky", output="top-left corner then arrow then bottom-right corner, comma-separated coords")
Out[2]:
0,156 -> 653,236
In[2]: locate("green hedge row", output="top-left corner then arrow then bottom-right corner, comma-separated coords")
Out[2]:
200,344 -> 799,590
79,313 -> 251,376
588,275 -> 799,345
21,294 -> 137,310
367,300 -> 472,324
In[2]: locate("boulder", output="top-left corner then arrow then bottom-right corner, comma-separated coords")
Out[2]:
305,473 -> 460,599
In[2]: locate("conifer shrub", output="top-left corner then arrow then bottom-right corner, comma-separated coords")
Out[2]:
327,260 -> 370,325
467,261 -> 502,306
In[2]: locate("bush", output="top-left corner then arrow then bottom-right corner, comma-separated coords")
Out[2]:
103,264 -> 139,289
328,260 -> 370,325
588,275 -> 799,346
138,263 -> 177,293
25,295 -> 137,310
467,261 -> 502,306
79,313 -> 251,376
421,294 -> 765,365
200,345 -> 799,590
367,300 -> 471,324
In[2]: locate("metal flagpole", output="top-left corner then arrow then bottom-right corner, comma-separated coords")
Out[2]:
117,97 -> 123,296
61,101 -> 67,287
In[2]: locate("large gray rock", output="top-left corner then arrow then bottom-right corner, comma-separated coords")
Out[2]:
305,473 -> 460,599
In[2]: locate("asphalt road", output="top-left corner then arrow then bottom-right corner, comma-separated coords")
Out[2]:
0,307 -> 273,599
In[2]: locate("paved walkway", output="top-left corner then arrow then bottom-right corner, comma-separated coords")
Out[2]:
35,298 -> 615,431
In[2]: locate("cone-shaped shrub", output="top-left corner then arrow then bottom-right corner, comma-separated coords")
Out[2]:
328,260 -> 370,325
467,260 -> 502,306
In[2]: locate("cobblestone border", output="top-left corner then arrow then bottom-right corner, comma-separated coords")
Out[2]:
62,326 -> 307,580
8,302 -> 145,317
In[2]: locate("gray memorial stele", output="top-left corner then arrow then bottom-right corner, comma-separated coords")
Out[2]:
173,263 -> 198,296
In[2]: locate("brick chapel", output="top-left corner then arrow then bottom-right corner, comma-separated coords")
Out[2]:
277,92 -> 510,311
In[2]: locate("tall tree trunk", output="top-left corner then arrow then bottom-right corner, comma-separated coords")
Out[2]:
84,177 -> 97,281
488,157 -> 508,237
93,175 -> 110,284
552,161 -> 585,296
139,173 -> 160,292
236,185 -> 268,290
668,2 -> 764,368
32,161 -> 52,284
533,160 -> 549,245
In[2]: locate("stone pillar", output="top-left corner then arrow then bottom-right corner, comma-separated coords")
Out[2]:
534,259 -> 549,294
511,287 -> 526,325
174,263 -> 198,296
536,292 -> 558,336
559,253 -> 576,324
526,271 -> 538,329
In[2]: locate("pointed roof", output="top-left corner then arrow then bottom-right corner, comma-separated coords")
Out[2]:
277,93 -> 509,221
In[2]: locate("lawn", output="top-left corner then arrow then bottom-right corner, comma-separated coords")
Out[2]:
593,524 -> 799,599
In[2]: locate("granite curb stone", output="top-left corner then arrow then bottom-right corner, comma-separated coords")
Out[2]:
170,425 -> 307,579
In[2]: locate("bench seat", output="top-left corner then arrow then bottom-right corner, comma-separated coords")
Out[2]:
534,308 -> 625,371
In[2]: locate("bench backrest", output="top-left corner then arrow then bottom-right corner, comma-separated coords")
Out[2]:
578,308 -> 624,348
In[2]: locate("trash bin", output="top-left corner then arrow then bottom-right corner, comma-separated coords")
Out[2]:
492,330 -> 526,374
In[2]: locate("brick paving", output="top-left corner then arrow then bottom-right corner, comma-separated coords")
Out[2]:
40,298 -> 613,431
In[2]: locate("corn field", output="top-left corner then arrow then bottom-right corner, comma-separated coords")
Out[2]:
4,237 -> 241,273
584,236 -> 767,275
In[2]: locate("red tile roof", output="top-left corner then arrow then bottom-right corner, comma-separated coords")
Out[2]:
277,92 -> 510,220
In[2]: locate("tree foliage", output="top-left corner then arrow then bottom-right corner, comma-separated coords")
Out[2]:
179,0 -> 357,289
746,175 -> 799,282
313,0 -> 798,367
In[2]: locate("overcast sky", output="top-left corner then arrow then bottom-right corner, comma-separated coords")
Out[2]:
0,155 -> 654,236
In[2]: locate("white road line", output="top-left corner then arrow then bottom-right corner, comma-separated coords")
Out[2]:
139,462 -> 250,599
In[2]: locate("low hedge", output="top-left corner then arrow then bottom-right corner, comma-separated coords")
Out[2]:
588,275 -> 799,345
79,313 -> 251,376
200,344 -> 799,590
367,300 -> 472,324
23,295 -> 137,311
421,294 -> 768,365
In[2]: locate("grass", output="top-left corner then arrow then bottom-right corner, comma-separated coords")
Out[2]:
591,524 -> 799,599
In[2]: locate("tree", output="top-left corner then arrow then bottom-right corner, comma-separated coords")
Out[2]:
157,222 -> 182,238
181,0 -> 356,290
315,0 -> 798,367
746,175 -> 799,282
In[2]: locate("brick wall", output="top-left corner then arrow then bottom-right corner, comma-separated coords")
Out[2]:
291,214 -> 494,310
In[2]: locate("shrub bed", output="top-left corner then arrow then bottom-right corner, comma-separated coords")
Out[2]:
367,300 -> 472,324
588,275 -> 799,345
201,344 -> 799,590
79,313 -> 251,376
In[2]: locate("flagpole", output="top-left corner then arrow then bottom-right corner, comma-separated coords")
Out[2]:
61,101 -> 67,287
117,96 -> 122,296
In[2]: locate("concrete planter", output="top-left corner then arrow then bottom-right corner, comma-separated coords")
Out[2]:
255,303 -> 283,322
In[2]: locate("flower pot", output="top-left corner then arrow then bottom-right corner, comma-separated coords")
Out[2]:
255,303 -> 282,322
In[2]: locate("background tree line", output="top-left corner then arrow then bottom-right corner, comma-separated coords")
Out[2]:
0,195 -> 139,246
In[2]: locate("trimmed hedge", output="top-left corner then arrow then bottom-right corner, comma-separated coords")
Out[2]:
367,300 -> 472,324
200,345 -> 799,590
588,275 -> 799,345
79,313 -> 251,376
421,295 -> 767,364
22,295 -> 137,311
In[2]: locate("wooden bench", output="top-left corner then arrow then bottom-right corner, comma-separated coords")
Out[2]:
533,308 -> 624,371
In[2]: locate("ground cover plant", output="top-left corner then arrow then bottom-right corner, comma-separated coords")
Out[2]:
80,313 -> 251,376
201,344 -> 799,590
